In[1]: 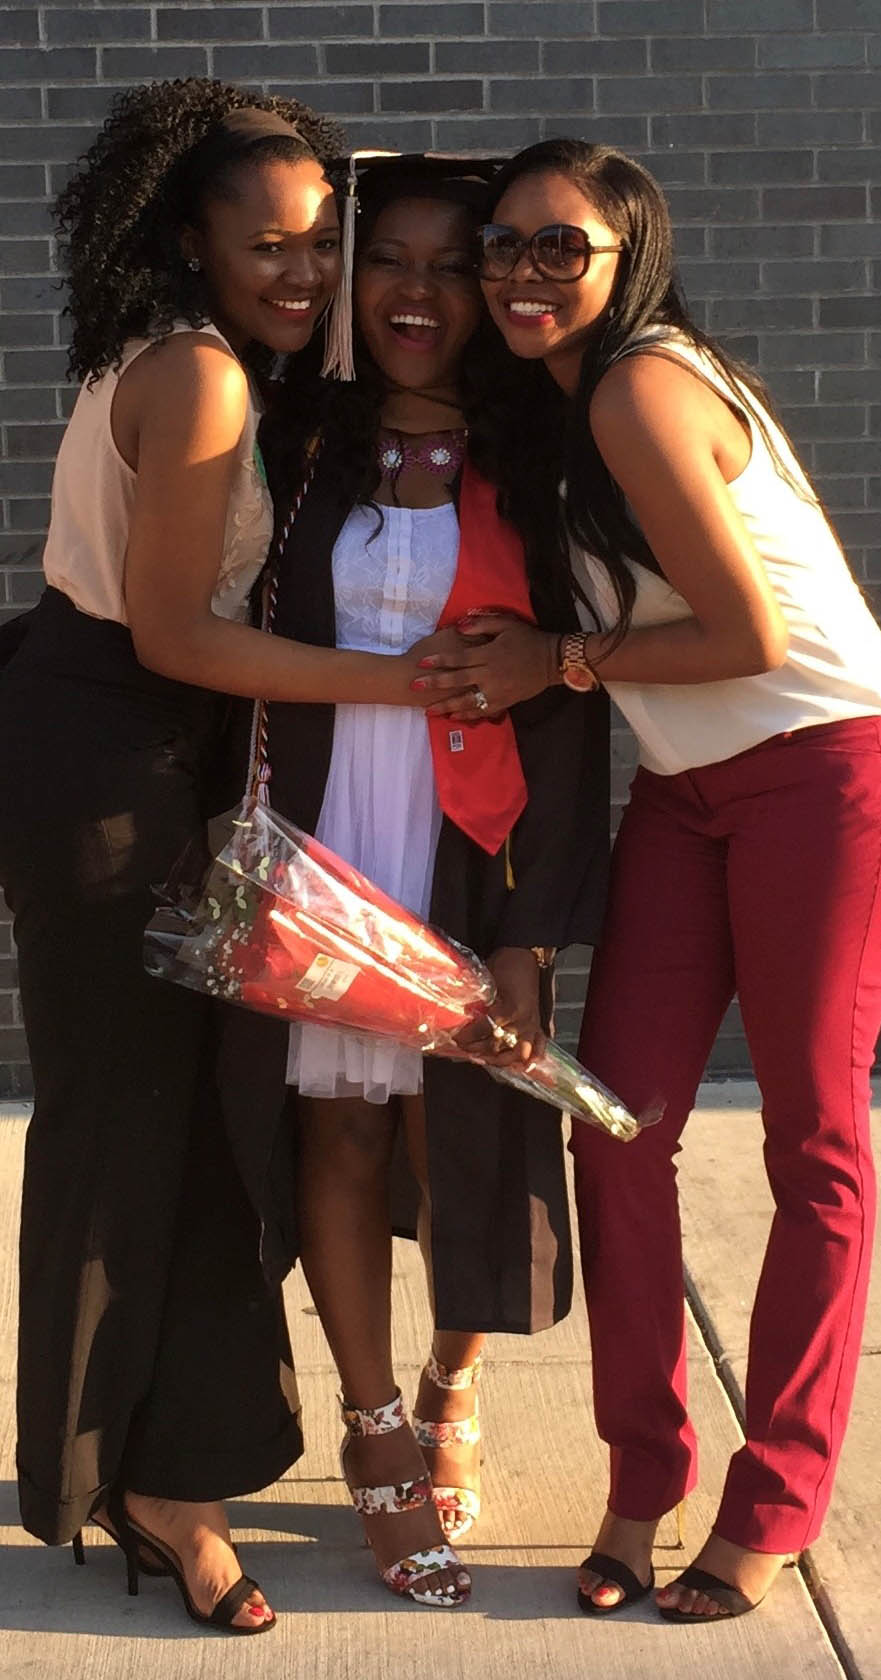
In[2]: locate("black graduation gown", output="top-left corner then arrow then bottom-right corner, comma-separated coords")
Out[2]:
215,454 -> 610,1333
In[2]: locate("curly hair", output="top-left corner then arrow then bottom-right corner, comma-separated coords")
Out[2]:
55,77 -> 345,382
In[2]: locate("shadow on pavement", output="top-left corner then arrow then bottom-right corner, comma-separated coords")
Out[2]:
0,1528 -> 666,1633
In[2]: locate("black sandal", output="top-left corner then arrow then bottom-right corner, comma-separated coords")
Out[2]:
72,1513 -> 169,1577
577,1550 -> 655,1616
657,1564 -> 759,1622
105,1487 -> 275,1635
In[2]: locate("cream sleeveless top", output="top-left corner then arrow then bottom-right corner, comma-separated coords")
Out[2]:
572,331 -> 881,775
42,320 -> 273,626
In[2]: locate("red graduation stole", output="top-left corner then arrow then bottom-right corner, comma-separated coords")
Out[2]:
427,458 -> 533,855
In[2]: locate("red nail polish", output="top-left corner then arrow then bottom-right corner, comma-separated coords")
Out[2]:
410,679 -> 426,691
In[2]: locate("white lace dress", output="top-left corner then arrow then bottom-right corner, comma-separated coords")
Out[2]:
286,500 -> 459,1104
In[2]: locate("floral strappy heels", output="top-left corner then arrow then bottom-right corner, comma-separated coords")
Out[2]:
339,1389 -> 471,1607
414,1352 -> 482,1542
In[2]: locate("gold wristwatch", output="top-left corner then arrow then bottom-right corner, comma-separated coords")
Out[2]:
530,946 -> 557,968
559,632 -> 600,693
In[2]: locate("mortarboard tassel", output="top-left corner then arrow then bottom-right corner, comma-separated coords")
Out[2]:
320,155 -> 358,382
320,150 -> 399,383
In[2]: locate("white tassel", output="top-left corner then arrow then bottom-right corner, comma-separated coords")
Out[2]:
320,156 -> 358,382
320,150 -> 399,384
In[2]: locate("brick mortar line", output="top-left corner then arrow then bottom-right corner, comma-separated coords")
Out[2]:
2,53 -> 880,63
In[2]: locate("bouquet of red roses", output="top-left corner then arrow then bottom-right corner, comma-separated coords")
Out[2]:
145,799 -> 653,1141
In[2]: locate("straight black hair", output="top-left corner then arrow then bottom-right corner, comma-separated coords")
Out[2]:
487,138 -> 819,637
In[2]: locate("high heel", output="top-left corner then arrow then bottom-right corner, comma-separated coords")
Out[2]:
658,1549 -> 797,1623
71,1511 -> 169,1577
657,1565 -> 761,1622
413,1352 -> 482,1542
339,1390 -> 471,1607
104,1487 -> 274,1634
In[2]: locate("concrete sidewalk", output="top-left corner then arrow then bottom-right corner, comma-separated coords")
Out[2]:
0,1086 -> 876,1680
679,1084 -> 881,1680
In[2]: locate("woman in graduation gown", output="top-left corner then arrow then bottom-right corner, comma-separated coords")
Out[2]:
214,153 -> 610,1608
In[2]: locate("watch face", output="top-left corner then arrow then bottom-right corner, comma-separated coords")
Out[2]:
563,663 -> 597,692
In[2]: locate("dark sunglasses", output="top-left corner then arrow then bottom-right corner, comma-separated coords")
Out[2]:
476,222 -> 626,282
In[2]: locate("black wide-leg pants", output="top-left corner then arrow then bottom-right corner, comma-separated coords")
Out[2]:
0,589 -> 302,1545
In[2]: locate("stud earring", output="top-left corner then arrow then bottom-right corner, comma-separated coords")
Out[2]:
187,258 -> 201,273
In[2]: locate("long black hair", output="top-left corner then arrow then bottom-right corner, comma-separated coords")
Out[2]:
487,138 -> 818,636
55,78 -> 344,383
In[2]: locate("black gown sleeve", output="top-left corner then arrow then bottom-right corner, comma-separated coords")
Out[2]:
492,683 -> 610,951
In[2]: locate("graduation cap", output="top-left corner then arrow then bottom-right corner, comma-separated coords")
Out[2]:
321,151 -> 503,382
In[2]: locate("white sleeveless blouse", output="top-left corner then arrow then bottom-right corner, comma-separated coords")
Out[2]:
42,321 -> 273,626
572,331 -> 881,775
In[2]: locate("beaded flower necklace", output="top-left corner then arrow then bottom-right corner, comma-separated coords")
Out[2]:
377,428 -> 467,483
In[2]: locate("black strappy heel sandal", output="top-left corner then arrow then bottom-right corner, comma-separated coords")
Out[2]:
657,1564 -> 761,1622
577,1549 -> 655,1616
105,1488 -> 275,1635
72,1514 -> 169,1577
657,1549 -> 797,1623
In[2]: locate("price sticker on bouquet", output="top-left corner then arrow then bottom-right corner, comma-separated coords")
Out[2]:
294,950 -> 361,1002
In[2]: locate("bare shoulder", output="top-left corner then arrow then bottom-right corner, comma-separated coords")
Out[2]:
590,349 -> 752,492
118,329 -> 249,456
140,327 -> 243,384
133,329 -> 247,402
590,349 -> 719,446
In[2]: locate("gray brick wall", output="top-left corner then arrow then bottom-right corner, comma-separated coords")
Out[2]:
1,0 -> 879,1093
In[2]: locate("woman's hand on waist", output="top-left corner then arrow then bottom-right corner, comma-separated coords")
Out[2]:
405,623 -> 493,712
412,615 -> 562,718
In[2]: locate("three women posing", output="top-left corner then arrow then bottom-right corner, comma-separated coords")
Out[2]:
7,76 -> 877,1627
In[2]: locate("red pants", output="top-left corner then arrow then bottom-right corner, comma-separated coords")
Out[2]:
573,716 -> 881,1554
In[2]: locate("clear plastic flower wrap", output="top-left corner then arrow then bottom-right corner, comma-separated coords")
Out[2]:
482,1037 -> 652,1141
146,799 -> 494,1042
145,798 -> 655,1141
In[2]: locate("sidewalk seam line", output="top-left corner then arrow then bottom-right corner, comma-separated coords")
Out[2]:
683,1260 -> 860,1680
